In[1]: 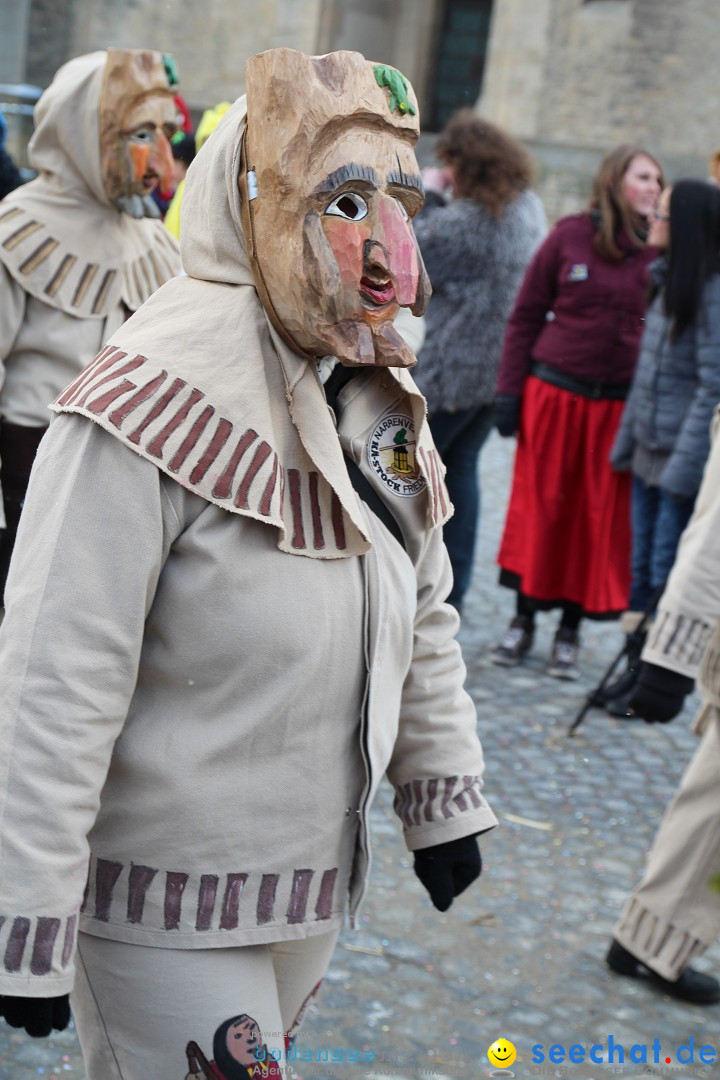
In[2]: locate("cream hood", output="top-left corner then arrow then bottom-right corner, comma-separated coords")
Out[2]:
179,94 -> 253,287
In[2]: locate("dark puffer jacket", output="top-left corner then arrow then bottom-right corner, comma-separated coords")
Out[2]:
611,265 -> 720,498
412,189 -> 546,414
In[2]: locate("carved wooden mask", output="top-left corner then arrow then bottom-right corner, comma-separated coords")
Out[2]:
100,49 -> 178,217
239,48 -> 431,367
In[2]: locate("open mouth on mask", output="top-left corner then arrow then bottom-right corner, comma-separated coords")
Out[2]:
360,276 -> 396,306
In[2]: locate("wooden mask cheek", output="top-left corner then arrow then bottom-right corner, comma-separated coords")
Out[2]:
320,196 -> 425,314
301,211 -> 345,323
243,191 -> 349,354
321,215 -> 368,295
102,128 -> 173,200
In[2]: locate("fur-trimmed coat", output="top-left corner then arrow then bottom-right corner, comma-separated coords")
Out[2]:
412,189 -> 546,414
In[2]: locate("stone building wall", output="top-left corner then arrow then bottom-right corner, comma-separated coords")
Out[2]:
479,0 -> 718,220
4,0 -> 442,170
1,0 -> 33,84
52,0 -> 324,111
24,0 -> 75,89
18,0 -> 439,117
11,0 -> 719,220
320,0 -> 440,119
474,0 -> 553,140
0,0 -> 38,167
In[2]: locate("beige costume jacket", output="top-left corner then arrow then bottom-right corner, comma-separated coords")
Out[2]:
0,93 -> 496,998
644,406 -> 720,725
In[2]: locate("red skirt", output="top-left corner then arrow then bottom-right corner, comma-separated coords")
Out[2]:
497,375 -> 631,618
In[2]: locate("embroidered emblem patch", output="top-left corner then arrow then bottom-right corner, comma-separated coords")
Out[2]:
568,263 -> 589,281
367,414 -> 426,497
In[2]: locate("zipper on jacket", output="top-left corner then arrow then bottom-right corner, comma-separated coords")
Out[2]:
348,514 -> 375,925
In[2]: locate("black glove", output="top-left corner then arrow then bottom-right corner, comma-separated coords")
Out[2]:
0,994 -> 71,1037
493,395 -> 521,438
413,835 -> 481,912
628,661 -> 694,724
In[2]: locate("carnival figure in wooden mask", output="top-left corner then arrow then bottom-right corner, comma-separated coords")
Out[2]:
100,48 -> 178,218
0,46 -> 496,1072
239,49 -> 431,367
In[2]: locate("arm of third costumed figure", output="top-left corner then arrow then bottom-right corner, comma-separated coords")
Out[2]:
634,413 -> 720,720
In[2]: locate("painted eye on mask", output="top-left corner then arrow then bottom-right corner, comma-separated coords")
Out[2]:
324,192 -> 368,221
128,127 -> 157,145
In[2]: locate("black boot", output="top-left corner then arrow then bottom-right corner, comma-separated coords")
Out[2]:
606,939 -> 720,1004
598,630 -> 646,704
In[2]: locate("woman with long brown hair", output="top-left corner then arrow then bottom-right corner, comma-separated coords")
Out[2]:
491,144 -> 663,678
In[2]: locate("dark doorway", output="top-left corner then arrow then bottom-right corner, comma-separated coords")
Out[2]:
428,0 -> 494,131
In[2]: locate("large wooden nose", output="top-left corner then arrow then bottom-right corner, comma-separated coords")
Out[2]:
375,195 -> 419,306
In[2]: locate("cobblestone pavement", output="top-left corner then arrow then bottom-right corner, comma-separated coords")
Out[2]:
2,432 -> 718,1080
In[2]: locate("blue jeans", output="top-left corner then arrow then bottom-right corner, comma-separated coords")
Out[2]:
630,475 -> 695,612
427,404 -> 495,607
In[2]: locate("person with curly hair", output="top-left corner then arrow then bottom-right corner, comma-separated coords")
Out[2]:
492,144 -> 663,678
412,110 -> 546,611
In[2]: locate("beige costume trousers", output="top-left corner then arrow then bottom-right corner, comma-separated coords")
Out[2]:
613,708 -> 720,981
72,928 -> 338,1079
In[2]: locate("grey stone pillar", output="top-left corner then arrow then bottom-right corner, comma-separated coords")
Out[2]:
0,0 -> 31,83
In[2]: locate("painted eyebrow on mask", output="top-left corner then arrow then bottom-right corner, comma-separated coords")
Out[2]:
312,163 -> 380,195
387,160 -> 423,194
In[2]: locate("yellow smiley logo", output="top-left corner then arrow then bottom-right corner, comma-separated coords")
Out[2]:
488,1039 -> 517,1069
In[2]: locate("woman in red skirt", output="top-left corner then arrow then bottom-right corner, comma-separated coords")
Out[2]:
491,145 -> 663,679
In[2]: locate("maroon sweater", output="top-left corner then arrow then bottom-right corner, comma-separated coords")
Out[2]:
496,213 -> 657,396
